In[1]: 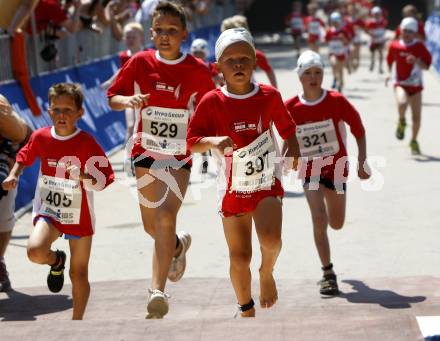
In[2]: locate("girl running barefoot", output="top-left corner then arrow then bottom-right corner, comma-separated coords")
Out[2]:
107,1 -> 215,319
285,51 -> 371,296
187,28 -> 300,317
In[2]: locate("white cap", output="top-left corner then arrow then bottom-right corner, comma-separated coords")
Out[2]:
371,6 -> 382,15
215,28 -> 255,61
190,38 -> 209,55
400,17 -> 418,32
295,50 -> 324,77
330,11 -> 342,23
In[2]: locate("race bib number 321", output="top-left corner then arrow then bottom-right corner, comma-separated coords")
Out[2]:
141,106 -> 189,155
38,175 -> 82,225
296,119 -> 340,158
231,130 -> 276,193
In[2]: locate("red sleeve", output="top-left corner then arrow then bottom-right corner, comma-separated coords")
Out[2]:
395,26 -> 401,39
386,42 -> 395,68
419,21 -> 426,39
339,96 -> 365,139
187,93 -> 217,149
107,54 -> 138,98
85,139 -> 115,190
325,30 -> 331,42
418,43 -> 432,67
15,130 -> 39,166
271,92 -> 296,140
194,68 -> 216,105
255,50 -> 272,73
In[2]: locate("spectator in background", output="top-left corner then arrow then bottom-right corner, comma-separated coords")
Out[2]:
221,15 -> 278,88
394,4 -> 426,41
135,0 -> 160,47
0,94 -> 32,292
78,0 -> 112,34
108,0 -> 138,41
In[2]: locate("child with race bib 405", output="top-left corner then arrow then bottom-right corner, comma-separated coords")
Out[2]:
2,83 -> 115,319
285,51 -> 371,296
187,28 -> 300,317
107,1 -> 215,319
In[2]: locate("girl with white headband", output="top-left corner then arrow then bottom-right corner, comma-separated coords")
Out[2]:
285,50 -> 371,296
187,28 -> 300,317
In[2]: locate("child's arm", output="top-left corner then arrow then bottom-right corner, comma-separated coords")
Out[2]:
281,134 -> 301,170
108,94 -> 149,111
1,162 -> 25,190
190,136 -> 236,154
355,135 -> 371,180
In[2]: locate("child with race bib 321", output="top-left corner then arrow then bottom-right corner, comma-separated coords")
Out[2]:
285,51 -> 371,296
1,83 -> 115,319
187,28 -> 300,317
107,1 -> 215,319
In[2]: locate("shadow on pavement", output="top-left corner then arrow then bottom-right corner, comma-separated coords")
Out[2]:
345,94 -> 369,100
0,290 -> 71,321
413,154 -> 440,163
338,279 -> 426,309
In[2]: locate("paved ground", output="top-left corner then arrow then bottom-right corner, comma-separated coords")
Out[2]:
2,41 -> 440,339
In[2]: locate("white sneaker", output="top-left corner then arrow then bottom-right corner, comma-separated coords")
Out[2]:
146,289 -> 169,319
167,231 -> 191,282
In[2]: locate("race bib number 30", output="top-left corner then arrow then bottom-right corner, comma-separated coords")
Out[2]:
141,106 -> 189,155
231,130 -> 276,193
296,119 -> 340,158
38,176 -> 82,225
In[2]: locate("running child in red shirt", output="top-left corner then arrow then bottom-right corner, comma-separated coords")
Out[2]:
107,1 -> 215,319
187,28 -> 300,317
386,17 -> 432,155
365,6 -> 388,73
304,2 -> 326,53
285,1 -> 305,58
346,2 -> 365,72
1,83 -> 114,319
285,50 -> 370,296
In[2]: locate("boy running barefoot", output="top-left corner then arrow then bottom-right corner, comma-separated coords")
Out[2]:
386,17 -> 431,155
285,51 -> 371,296
1,83 -> 114,319
187,28 -> 300,317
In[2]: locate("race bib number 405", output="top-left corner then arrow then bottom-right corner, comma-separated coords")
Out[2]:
38,176 -> 82,225
296,119 -> 340,158
231,130 -> 276,193
141,106 -> 189,155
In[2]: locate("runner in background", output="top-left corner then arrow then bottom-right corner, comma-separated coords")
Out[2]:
221,15 -> 278,88
365,6 -> 387,74
285,50 -> 370,296
345,2 -> 365,72
187,28 -> 300,317
325,12 -> 350,92
394,4 -> 426,41
285,1 -> 305,58
107,1 -> 215,319
304,2 -> 326,53
386,17 -> 432,155
2,83 -> 115,319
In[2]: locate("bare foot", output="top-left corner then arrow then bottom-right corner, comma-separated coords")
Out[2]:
259,271 -> 278,308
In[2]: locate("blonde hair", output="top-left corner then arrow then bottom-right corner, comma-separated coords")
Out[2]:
220,15 -> 249,32
48,83 -> 84,109
123,22 -> 144,36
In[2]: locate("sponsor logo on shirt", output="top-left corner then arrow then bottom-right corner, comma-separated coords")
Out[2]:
154,82 -> 181,99
232,121 -> 257,133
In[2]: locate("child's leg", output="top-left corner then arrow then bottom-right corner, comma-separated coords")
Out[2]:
222,213 -> 254,316
378,46 -> 384,73
369,47 -> 375,71
69,235 -> 92,320
136,167 -> 190,291
408,91 -> 422,141
323,187 -> 346,230
253,197 -> 282,309
27,219 -> 61,265
336,60 -> 344,91
330,55 -> 337,89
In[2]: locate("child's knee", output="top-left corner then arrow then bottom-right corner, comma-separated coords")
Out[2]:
229,250 -> 252,269
312,212 -> 328,230
329,216 -> 345,230
27,245 -> 47,263
259,232 -> 282,251
155,209 -> 175,229
69,267 -> 88,283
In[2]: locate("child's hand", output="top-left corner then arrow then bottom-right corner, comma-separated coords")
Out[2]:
209,136 -> 236,154
1,175 -> 18,191
384,75 -> 391,87
358,159 -> 371,180
66,163 -> 82,180
283,156 -> 300,172
126,94 -> 149,109
406,54 -> 417,64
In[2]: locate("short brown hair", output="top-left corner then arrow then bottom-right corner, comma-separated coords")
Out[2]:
152,1 -> 187,29
48,83 -> 84,109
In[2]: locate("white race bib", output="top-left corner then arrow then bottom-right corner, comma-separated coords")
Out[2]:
38,175 -> 82,225
296,119 -> 340,158
329,40 -> 344,55
231,130 -> 276,193
290,17 -> 304,30
399,65 -> 422,87
372,28 -> 385,42
308,21 -> 321,35
141,106 -> 189,155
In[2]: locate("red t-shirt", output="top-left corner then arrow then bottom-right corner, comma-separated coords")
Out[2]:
365,18 -> 388,44
387,39 -> 432,91
285,90 -> 365,182
255,49 -> 273,73
107,50 -> 215,161
304,16 -> 325,42
325,28 -> 350,56
16,127 -> 114,236
26,0 -> 68,34
285,12 -> 305,33
395,20 -> 426,40
187,84 -> 296,215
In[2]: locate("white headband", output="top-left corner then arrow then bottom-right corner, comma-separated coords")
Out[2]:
295,50 -> 324,77
215,28 -> 255,61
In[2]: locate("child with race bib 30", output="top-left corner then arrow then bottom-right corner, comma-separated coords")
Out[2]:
1,83 -> 115,319
285,51 -> 370,296
107,1 -> 215,319
187,28 -> 300,317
